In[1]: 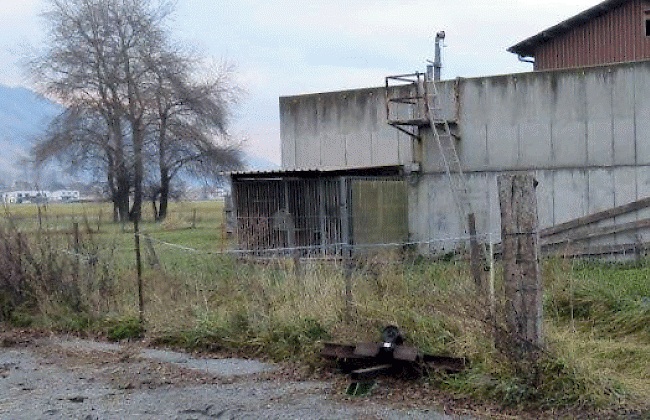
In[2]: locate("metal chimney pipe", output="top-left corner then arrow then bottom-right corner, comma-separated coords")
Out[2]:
434,31 -> 445,82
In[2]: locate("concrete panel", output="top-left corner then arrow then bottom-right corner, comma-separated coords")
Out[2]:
371,132 -> 396,167
485,76 -> 520,126
408,179 -> 426,244
634,118 -> 650,165
458,78 -> 488,125
292,96 -> 320,168
460,123 -> 488,170
633,64 -> 650,166
552,121 -> 587,167
486,124 -> 518,169
394,91 -> 416,166
588,169 -> 615,214
588,169 -> 616,248
319,133 -> 346,168
397,132 -> 413,166
614,167 -> 638,244
428,177 -> 463,250
585,69 -> 613,121
587,120 -> 614,167
371,91 -> 401,167
279,98 -> 298,168
316,93 -> 339,132
295,134 -> 320,167
516,73 -> 552,123
465,173 -> 490,234
613,118 -> 636,166
436,80 -> 460,122
345,133 -> 372,168
550,72 -> 587,123
411,176 -> 434,249
552,170 -> 588,226
419,128 -> 440,173
340,91 -> 370,136
486,174 -> 501,240
519,123 -> 552,167
634,63 -> 650,117
635,166 -> 650,241
612,66 -> 636,119
534,170 -> 555,230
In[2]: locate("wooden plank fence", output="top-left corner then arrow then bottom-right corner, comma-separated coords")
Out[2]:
539,196 -> 650,258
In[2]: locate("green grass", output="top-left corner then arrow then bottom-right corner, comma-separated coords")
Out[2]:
3,203 -> 650,415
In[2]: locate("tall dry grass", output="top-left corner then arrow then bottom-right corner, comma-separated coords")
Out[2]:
1,204 -> 647,412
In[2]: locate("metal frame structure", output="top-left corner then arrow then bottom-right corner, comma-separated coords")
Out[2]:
230,167 -> 407,257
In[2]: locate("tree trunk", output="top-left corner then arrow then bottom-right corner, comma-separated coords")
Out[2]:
151,189 -> 159,221
116,170 -> 130,222
156,171 -> 170,222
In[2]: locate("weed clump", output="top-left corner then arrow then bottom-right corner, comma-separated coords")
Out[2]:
437,350 -> 625,411
103,316 -> 146,341
0,224 -> 88,327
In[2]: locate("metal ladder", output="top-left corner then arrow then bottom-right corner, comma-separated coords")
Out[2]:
423,77 -> 471,229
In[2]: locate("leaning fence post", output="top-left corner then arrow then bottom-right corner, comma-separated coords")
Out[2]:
144,234 -> 161,269
497,173 -> 544,360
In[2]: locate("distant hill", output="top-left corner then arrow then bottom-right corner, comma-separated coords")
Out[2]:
0,85 -> 61,183
0,83 -> 278,185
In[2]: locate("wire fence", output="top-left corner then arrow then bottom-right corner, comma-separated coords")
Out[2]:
2,201 -> 650,337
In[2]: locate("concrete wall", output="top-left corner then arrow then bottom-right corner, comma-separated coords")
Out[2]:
280,87 -> 412,169
280,60 -> 650,245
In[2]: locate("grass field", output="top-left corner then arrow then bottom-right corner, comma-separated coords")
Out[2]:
2,199 -> 650,416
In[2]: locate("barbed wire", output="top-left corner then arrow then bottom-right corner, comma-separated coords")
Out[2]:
136,231 -> 501,258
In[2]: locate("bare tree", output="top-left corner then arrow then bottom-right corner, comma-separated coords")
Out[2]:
31,107 -> 127,221
27,0 -> 242,222
147,60 -> 243,220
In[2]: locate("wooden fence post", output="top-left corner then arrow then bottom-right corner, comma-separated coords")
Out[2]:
144,234 -> 161,269
73,222 -> 80,253
497,173 -> 544,359
468,213 -> 485,292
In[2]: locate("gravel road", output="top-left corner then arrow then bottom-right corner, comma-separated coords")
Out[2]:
0,335 -> 477,420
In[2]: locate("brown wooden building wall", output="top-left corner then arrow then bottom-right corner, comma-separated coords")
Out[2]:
532,0 -> 650,70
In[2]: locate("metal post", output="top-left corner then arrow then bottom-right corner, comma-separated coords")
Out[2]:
319,180 -> 327,256
340,177 -> 353,322
434,31 -> 445,82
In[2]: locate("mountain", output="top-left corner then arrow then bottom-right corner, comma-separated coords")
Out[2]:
0,83 -> 280,186
0,85 -> 62,183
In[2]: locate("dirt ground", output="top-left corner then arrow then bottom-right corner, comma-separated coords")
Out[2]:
0,331 -> 480,420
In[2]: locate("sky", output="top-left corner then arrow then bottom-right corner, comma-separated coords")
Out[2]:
0,0 -> 601,165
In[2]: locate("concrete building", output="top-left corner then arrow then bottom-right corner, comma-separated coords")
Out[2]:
50,190 -> 80,202
3,190 -> 49,204
234,1 -> 650,255
281,60 -> 650,253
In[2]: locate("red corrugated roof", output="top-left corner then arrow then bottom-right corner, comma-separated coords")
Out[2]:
508,0 -> 629,57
